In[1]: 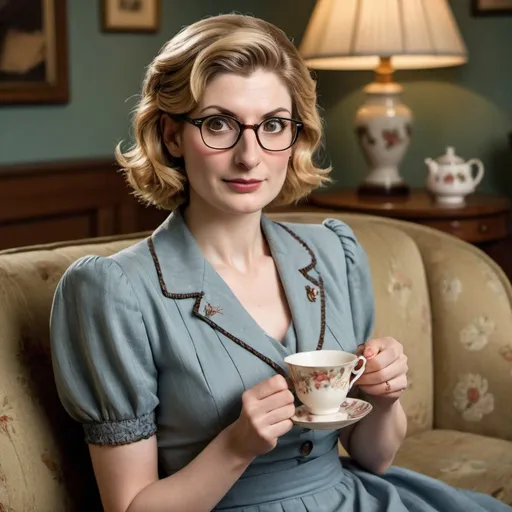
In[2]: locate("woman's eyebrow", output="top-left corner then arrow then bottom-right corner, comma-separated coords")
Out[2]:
199,105 -> 292,118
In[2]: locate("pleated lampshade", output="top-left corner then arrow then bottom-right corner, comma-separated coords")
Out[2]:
299,0 -> 467,70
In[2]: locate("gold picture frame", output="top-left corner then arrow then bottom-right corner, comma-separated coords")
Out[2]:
0,0 -> 69,105
101,0 -> 160,33
473,0 -> 512,15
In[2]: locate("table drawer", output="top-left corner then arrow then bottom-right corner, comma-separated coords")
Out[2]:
420,214 -> 509,243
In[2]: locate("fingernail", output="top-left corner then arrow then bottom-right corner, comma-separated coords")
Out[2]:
364,348 -> 374,357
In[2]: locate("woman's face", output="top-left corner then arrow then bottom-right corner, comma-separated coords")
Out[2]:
163,69 -> 294,216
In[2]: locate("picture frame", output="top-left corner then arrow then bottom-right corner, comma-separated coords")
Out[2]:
472,0 -> 512,15
101,0 -> 160,33
0,0 -> 69,105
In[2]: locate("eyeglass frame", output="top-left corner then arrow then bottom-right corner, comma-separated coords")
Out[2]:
169,113 -> 304,152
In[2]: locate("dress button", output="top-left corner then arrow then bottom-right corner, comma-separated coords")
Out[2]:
299,440 -> 313,456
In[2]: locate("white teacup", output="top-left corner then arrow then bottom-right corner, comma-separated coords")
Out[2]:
284,350 -> 366,416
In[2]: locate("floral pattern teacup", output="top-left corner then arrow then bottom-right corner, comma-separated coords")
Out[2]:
284,350 -> 367,415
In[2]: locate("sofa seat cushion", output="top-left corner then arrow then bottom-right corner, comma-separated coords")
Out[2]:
393,429 -> 512,506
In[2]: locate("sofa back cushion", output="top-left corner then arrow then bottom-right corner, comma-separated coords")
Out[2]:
381,219 -> 512,442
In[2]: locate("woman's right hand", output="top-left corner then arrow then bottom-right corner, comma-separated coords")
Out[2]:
227,375 -> 296,460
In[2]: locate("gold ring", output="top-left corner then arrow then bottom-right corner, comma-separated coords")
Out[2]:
385,381 -> 391,392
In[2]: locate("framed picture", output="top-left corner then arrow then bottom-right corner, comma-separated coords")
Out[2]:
101,0 -> 160,33
473,0 -> 512,15
0,0 -> 69,105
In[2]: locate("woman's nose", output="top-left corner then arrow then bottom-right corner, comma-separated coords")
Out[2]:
233,128 -> 261,169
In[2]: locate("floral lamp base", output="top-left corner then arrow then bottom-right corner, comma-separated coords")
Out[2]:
355,82 -> 412,198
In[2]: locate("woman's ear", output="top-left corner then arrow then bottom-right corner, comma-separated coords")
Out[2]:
160,114 -> 183,158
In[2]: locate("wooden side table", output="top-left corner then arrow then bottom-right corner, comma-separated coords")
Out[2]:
309,189 -> 510,244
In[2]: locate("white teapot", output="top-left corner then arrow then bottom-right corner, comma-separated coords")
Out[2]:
425,146 -> 484,205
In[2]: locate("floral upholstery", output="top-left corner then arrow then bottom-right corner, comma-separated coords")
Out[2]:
0,234 -> 144,511
393,429 -> 512,502
0,213 -> 511,511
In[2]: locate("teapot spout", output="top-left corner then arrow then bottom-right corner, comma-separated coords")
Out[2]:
425,158 -> 438,174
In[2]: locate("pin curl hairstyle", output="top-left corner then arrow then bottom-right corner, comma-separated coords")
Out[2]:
115,13 -> 332,210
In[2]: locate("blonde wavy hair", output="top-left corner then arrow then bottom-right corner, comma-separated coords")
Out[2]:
116,13 -> 332,210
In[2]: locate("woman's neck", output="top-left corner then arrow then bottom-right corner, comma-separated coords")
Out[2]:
183,201 -> 268,273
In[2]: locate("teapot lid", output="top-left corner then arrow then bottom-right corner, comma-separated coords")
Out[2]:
435,146 -> 465,165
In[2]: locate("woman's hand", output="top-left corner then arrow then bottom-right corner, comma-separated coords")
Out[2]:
355,337 -> 408,402
227,375 -> 295,460
341,338 -> 409,474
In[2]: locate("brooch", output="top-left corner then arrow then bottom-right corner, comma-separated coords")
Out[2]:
305,285 -> 318,302
204,302 -> 223,318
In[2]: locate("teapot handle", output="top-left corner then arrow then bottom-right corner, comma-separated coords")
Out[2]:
467,159 -> 484,187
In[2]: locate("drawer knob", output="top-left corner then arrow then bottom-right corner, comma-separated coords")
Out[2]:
450,220 -> 461,230
479,223 -> 489,233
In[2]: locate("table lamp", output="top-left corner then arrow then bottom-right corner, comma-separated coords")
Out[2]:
299,0 -> 468,197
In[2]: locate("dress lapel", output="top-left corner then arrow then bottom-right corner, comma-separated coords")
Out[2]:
261,217 -> 325,354
147,210 -> 326,377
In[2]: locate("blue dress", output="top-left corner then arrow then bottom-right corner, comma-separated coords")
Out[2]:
49,211 -> 511,511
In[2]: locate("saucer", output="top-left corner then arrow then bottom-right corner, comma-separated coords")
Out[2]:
291,398 -> 373,430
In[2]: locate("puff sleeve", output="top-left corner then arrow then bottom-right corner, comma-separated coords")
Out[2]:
323,218 -> 375,345
50,255 -> 159,445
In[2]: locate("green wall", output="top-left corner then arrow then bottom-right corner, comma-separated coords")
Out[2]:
1,1 -> 511,196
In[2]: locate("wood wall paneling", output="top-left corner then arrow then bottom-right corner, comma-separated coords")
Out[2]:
0,159 -> 167,250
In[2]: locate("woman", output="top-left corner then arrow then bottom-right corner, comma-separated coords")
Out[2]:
50,14 -> 511,512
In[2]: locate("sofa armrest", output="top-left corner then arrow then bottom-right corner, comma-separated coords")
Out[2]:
381,219 -> 512,442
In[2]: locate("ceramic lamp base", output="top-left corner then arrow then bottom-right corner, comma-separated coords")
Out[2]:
355,81 -> 412,200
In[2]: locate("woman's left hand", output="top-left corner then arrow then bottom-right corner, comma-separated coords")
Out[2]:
355,337 -> 408,401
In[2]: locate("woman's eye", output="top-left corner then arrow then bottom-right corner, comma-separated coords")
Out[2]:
205,116 -> 238,131
206,117 -> 228,131
263,118 -> 286,133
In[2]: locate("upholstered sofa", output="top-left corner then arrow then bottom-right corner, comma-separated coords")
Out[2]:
1,212 -> 511,511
